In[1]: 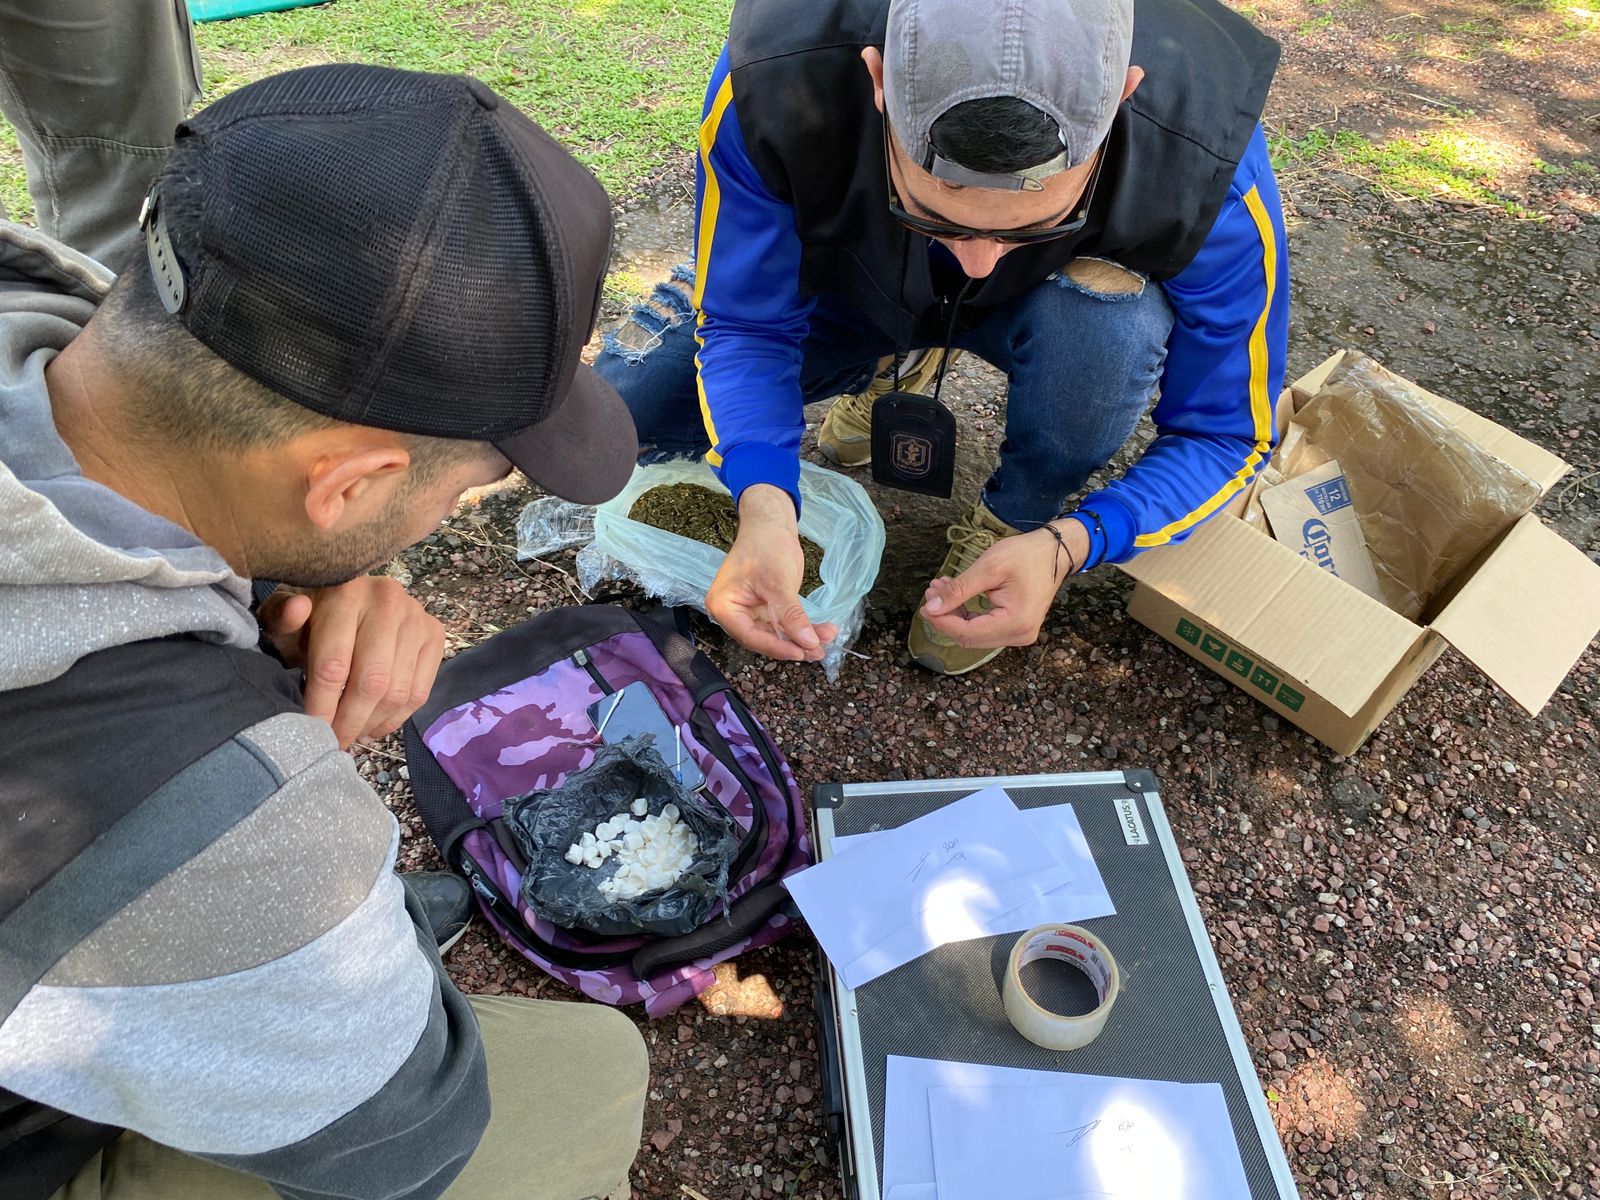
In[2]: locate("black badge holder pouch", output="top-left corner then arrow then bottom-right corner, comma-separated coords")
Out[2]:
868,280 -> 973,499
870,387 -> 956,498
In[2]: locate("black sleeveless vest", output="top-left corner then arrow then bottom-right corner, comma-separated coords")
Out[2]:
726,0 -> 1279,344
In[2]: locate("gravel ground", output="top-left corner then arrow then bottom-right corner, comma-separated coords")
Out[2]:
370,504 -> 1598,1200
364,3 -> 1600,1197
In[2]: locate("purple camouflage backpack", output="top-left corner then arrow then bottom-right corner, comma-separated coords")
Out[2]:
402,605 -> 811,1015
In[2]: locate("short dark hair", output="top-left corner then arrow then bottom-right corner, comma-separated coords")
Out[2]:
93,261 -> 486,473
927,96 -> 1064,176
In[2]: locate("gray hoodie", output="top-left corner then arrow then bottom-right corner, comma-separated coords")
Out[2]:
0,221 -> 488,1200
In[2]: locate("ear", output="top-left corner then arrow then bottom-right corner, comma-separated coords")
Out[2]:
861,46 -> 886,113
302,444 -> 411,533
1122,66 -> 1145,103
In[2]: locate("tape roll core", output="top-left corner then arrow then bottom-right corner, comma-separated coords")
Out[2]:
1002,923 -> 1119,1051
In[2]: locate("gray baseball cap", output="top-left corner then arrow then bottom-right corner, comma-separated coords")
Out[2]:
883,0 -> 1134,190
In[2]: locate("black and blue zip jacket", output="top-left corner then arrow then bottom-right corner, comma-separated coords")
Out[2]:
692,0 -> 1290,566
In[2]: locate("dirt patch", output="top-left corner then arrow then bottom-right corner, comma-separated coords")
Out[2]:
1272,1055 -> 1371,1146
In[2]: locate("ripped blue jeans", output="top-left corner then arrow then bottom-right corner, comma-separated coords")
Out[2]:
594,259 -> 1175,530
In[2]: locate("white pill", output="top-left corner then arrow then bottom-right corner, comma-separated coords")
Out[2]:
631,798 -> 649,817
662,803 -> 680,821
564,846 -> 584,865
595,841 -> 612,860
579,831 -> 597,849
623,832 -> 644,851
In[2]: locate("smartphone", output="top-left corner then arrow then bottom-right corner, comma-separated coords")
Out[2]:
586,682 -> 705,790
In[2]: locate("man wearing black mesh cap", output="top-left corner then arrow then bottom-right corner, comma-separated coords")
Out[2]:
0,66 -> 645,1200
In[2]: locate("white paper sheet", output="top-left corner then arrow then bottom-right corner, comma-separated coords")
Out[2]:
832,802 -> 1115,938
884,1056 -> 1063,1197
784,788 -> 1074,990
927,1079 -> 1248,1200
883,1058 -> 1248,1200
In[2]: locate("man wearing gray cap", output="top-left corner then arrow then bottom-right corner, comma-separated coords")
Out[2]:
597,0 -> 1287,676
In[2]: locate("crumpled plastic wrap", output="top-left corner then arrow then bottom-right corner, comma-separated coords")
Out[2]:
514,495 -> 595,559
502,735 -> 740,938
517,460 -> 885,679
1285,352 -> 1542,619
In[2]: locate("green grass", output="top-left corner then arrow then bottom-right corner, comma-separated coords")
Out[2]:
1269,124 -> 1538,217
600,266 -> 653,310
0,0 -> 731,224
0,121 -> 30,224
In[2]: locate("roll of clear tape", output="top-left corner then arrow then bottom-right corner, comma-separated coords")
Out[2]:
1002,923 -> 1120,1051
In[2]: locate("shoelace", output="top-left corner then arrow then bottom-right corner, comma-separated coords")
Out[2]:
944,514 -> 1000,577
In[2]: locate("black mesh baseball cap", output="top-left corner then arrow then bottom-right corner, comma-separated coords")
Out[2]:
139,63 -> 637,505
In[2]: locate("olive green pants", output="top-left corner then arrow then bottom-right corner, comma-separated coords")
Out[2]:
0,0 -> 202,267
50,996 -> 648,1200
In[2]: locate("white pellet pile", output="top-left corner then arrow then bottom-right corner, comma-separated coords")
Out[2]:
565,798 -> 699,900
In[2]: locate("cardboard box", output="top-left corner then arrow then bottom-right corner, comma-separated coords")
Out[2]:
1121,352 -> 1600,755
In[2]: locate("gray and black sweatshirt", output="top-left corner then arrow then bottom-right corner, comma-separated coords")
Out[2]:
0,222 -> 488,1200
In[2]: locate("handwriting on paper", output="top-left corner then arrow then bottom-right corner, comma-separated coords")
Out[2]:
907,838 -> 967,882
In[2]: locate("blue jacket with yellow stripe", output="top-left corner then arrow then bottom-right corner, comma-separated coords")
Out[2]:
691,39 -> 1289,567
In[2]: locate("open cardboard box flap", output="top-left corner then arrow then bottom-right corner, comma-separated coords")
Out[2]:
1122,510 -> 1424,717
1430,513 -> 1600,714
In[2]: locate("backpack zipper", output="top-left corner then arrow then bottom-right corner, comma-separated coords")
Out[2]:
572,648 -> 611,694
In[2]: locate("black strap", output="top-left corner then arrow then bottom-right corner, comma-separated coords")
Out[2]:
630,883 -> 794,980
0,1091 -> 120,1200
401,720 -> 487,873
634,606 -> 722,692
646,603 -> 695,643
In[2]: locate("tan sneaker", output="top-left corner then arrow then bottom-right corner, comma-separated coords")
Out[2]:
908,501 -> 1023,676
817,348 -> 955,467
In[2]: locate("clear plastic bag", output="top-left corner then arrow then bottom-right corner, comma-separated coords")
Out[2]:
502,735 -> 739,938
514,495 -> 595,559
518,460 -> 885,679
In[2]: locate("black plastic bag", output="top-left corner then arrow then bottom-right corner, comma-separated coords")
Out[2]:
503,734 -> 740,937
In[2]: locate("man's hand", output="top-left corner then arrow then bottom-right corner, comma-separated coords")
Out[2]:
257,577 -> 447,749
918,519 -> 1088,650
705,484 -> 838,662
